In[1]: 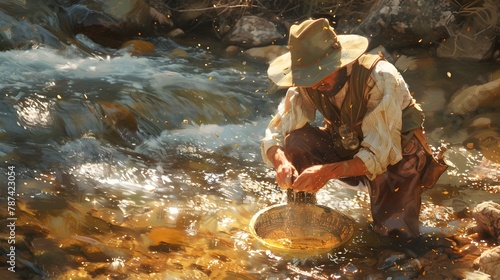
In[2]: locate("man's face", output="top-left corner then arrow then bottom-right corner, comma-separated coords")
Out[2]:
310,71 -> 339,92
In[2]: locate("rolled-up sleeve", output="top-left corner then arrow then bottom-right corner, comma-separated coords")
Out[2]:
355,60 -> 413,179
261,87 -> 316,167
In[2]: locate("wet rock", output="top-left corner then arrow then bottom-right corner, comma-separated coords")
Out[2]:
225,45 -> 241,56
149,242 -> 184,253
386,258 -> 422,278
166,28 -> 185,38
0,10 -> 63,50
62,1 -> 171,49
377,251 -> 406,270
476,246 -> 500,280
62,4 -> 125,49
167,48 -> 190,59
98,101 -> 140,144
81,244 -> 109,262
222,15 -> 285,48
121,39 -> 156,55
473,201 -> 500,242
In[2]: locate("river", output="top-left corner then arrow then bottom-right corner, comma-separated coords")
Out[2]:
1,5 -> 499,280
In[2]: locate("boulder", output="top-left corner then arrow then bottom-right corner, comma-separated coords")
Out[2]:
437,0 -> 498,60
0,10 -> 63,50
350,0 -> 456,49
62,4 -> 129,48
473,201 -> 500,242
62,0 -> 173,48
222,15 -> 286,48
446,78 -> 500,115
476,246 -> 500,280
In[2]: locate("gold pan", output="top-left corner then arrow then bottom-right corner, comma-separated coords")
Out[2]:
249,203 -> 355,257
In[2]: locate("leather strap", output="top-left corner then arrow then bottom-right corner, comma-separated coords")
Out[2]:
413,127 -> 433,155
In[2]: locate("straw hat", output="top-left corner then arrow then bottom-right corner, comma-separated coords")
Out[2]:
268,18 -> 369,87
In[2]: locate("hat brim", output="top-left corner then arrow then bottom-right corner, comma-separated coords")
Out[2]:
268,34 -> 369,87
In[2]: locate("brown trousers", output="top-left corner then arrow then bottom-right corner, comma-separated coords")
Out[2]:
284,124 -> 428,238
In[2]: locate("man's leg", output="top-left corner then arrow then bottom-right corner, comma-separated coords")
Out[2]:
369,136 -> 428,239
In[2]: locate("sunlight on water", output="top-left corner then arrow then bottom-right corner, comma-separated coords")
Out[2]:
15,94 -> 54,128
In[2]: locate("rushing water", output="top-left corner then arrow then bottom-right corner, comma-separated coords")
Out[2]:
1,7 -> 500,280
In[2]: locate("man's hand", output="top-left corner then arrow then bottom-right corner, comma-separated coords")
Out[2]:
292,158 -> 369,193
276,161 -> 298,189
292,163 -> 343,193
267,146 -> 298,189
267,147 -> 370,192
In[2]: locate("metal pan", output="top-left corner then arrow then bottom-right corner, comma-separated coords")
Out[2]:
249,203 -> 355,257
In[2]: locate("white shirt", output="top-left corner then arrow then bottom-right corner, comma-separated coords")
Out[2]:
261,60 -> 414,180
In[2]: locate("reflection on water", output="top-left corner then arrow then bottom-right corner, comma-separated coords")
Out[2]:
0,25 -> 499,280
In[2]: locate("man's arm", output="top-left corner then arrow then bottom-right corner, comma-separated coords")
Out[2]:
291,157 -> 370,193
356,60 -> 409,179
261,88 -> 316,166
261,87 -> 316,187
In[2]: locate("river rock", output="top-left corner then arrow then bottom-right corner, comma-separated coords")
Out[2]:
98,102 -> 138,134
243,45 -> 288,63
437,0 -> 498,60
351,0 -> 455,48
62,4 -> 126,48
462,113 -> 500,164
121,39 -> 156,55
475,246 -> 500,280
222,15 -> 286,48
0,10 -> 63,50
446,77 -> 500,115
166,28 -> 185,38
464,113 -> 500,132
463,128 -> 500,163
473,201 -> 500,242
63,0 -> 173,49
166,48 -> 190,59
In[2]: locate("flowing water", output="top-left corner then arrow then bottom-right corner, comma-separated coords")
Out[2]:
1,4 -> 500,279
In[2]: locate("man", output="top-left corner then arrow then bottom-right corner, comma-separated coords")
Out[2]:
261,18 -> 444,239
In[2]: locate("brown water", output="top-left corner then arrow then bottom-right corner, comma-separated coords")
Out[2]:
0,7 -> 499,279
